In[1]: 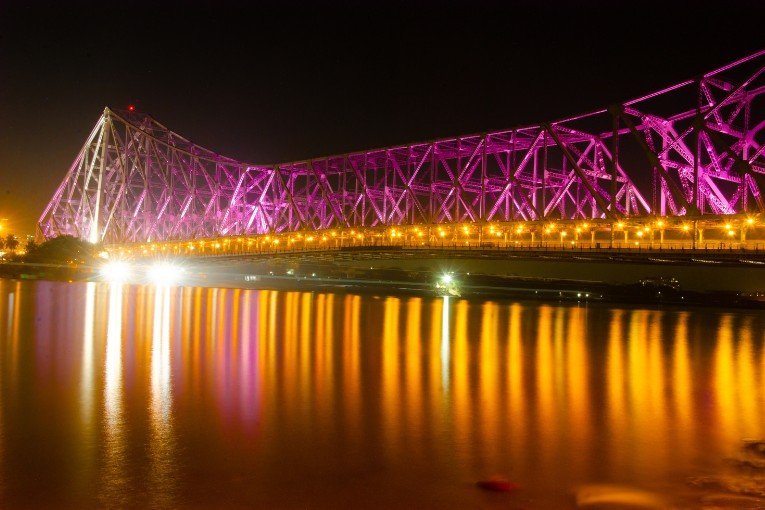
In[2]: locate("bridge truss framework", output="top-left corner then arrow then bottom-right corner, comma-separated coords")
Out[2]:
38,51 -> 765,250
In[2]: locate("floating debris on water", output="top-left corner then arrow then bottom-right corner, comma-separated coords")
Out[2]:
476,476 -> 518,493
742,439 -> 765,458
686,439 -> 765,508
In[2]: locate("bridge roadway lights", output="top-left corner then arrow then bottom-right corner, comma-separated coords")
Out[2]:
38,51 -> 765,246
103,215 -> 763,258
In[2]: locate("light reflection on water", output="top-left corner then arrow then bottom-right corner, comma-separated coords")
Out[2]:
0,280 -> 763,508
102,282 -> 127,505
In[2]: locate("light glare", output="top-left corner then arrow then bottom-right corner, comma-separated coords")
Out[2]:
148,263 -> 183,285
100,261 -> 131,282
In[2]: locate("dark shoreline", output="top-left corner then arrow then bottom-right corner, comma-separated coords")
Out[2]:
2,261 -> 764,310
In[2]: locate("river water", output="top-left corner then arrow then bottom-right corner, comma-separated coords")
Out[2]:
0,280 -> 763,508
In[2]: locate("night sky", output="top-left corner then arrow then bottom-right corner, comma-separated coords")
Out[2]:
1,0 -> 763,234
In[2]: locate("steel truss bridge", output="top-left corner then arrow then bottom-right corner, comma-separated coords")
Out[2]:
38,51 -> 765,256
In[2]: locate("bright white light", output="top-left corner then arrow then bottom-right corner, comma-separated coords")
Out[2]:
441,274 -> 453,284
100,261 -> 131,282
148,263 -> 183,285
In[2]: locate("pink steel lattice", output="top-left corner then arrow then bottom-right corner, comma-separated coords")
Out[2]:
38,50 -> 765,244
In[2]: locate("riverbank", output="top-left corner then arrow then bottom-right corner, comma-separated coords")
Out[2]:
4,258 -> 764,310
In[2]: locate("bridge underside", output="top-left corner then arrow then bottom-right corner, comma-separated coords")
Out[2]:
38,51 -> 765,248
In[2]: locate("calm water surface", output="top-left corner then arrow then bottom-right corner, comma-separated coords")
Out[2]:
0,280 -> 764,508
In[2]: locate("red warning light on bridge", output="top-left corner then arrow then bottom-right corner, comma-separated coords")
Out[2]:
128,104 -> 136,112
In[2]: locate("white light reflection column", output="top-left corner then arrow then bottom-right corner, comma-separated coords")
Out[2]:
441,296 -> 451,390
239,291 -> 261,430
104,284 -> 123,424
101,283 -> 127,504
151,286 -> 172,421
149,285 -> 175,506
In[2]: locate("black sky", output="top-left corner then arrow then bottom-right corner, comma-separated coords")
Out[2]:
1,0 -> 763,233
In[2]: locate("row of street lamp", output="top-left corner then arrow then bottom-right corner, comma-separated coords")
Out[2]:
106,215 -> 763,258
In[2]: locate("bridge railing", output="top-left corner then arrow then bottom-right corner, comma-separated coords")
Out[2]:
110,236 -> 765,261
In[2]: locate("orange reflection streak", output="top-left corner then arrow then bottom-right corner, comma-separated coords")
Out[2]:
565,306 -> 590,478
280,292 -> 300,420
479,302 -> 499,466
284,293 -> 299,411
266,291 -> 278,402
214,290 -> 228,394
314,294 -> 328,418
762,329 -> 765,410
257,291 -> 272,432
0,290 -> 2,456
405,298 -> 423,451
81,282 -> 97,428
0,283 -> 7,497
137,285 -> 151,340
452,299 -> 469,462
176,288 -> 188,394
300,293 -> 313,411
266,290 -> 280,430
322,294 -> 335,425
428,297 -> 444,425
626,310 -> 651,477
648,311 -> 669,472
624,310 -> 670,476
180,287 -> 192,355
737,317 -> 761,437
342,295 -> 361,441
189,288 -> 203,399
713,314 -> 737,445
204,288 -> 215,372
553,307 -> 565,404
606,309 -> 626,474
671,312 -> 693,461
550,306 -> 566,472
144,287 -> 157,375
149,285 -> 175,507
382,297 -> 401,448
507,303 -> 526,469
205,289 -> 221,342
535,306 -> 555,468
239,290 -> 262,431
229,289 -> 242,403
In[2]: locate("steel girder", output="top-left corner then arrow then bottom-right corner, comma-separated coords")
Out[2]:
38,51 -> 765,244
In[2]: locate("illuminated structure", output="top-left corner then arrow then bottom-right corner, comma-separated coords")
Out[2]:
38,51 -> 765,251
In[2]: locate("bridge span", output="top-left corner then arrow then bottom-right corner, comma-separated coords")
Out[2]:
38,51 -> 765,257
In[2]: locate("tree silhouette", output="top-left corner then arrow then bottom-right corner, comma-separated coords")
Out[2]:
23,235 -> 97,264
4,234 -> 19,252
